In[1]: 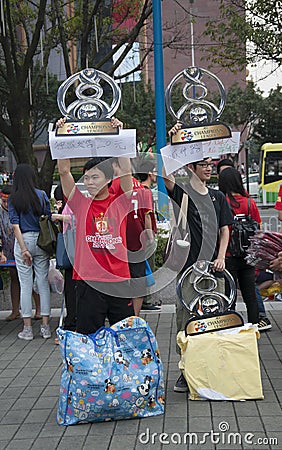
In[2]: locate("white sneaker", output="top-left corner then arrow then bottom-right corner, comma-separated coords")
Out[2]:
40,324 -> 51,339
18,326 -> 33,340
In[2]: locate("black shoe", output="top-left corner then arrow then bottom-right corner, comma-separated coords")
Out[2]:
257,317 -> 272,332
141,304 -> 161,311
174,373 -> 188,393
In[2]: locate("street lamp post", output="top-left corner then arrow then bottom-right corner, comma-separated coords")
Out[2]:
152,0 -> 168,219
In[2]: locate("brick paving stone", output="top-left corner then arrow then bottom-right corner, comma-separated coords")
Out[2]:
164,416 -> 189,433
5,439 -> 35,450
188,416 -> 213,432
261,416 -> 282,432
257,402 -> 282,417
212,417 -> 239,433
32,436 -> 64,450
109,434 -> 138,450
135,442 -> 162,450
23,408 -> 52,424
0,386 -> 26,399
83,435 -> 112,450
268,378 -> 282,390
33,396 -> 58,410
37,423 -> 65,438
138,417 -> 164,435
63,423 -> 91,436
88,421 -> 116,435
238,416 -> 264,432
115,419 -> 139,434
20,386 -> 45,398
14,423 -> 42,439
0,424 -> 19,441
234,402 -> 259,416
165,403 -> 188,418
1,409 -> 27,425
211,401 -> 235,417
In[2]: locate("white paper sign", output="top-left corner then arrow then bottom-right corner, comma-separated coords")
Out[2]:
49,129 -> 136,159
202,132 -> 241,158
160,142 -> 203,175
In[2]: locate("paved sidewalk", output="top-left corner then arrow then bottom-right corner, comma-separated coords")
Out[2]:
0,301 -> 281,450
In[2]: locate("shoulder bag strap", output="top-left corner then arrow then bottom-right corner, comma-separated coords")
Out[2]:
179,193 -> 188,231
247,197 -> 251,217
41,191 -> 46,215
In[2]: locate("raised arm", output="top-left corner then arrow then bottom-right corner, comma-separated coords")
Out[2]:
118,157 -> 133,196
162,122 -> 182,193
162,165 -> 175,193
55,117 -> 75,200
57,158 -> 75,200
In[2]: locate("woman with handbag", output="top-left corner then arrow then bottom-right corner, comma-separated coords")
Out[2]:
8,164 -> 51,340
218,167 -> 260,326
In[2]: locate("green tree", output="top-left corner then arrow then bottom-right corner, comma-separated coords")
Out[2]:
204,0 -> 282,71
220,82 -> 263,136
252,86 -> 282,144
0,0 -> 154,194
117,79 -> 156,151
217,83 -> 282,162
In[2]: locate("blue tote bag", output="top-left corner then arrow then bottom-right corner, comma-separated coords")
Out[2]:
57,316 -> 165,425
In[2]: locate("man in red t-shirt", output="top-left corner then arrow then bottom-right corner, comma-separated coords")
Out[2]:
110,159 -> 157,315
57,118 -> 134,334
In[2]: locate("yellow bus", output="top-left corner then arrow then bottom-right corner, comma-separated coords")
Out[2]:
258,143 -> 282,206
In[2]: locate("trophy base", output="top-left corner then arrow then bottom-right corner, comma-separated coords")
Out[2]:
56,119 -> 119,136
185,311 -> 244,336
171,122 -> 231,145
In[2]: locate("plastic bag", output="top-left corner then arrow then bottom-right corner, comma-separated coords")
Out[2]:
48,259 -> 64,294
56,316 -> 165,425
246,230 -> 282,270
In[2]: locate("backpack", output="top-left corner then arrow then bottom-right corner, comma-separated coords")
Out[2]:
229,198 -> 259,258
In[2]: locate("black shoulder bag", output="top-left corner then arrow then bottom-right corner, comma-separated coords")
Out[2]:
37,192 -> 59,256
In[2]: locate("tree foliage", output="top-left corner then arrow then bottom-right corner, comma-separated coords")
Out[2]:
252,86 -> 282,144
212,82 -> 282,161
204,0 -> 282,71
117,79 -> 156,150
0,0 -> 154,193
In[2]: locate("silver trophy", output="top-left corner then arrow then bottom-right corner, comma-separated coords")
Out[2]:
56,68 -> 121,136
177,261 -> 244,335
165,66 -> 231,145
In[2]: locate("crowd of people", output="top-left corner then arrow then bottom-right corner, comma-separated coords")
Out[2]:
0,121 -> 281,398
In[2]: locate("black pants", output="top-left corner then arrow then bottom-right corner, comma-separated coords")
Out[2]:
76,280 -> 134,334
225,256 -> 259,324
63,268 -> 77,331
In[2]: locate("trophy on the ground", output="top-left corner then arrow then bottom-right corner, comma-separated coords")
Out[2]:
56,68 -> 121,136
165,66 -> 231,145
177,260 -> 244,335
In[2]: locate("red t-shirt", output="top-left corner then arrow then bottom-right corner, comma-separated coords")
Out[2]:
274,185 -> 282,211
227,195 -> 261,223
68,187 -> 130,282
110,177 -> 153,251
